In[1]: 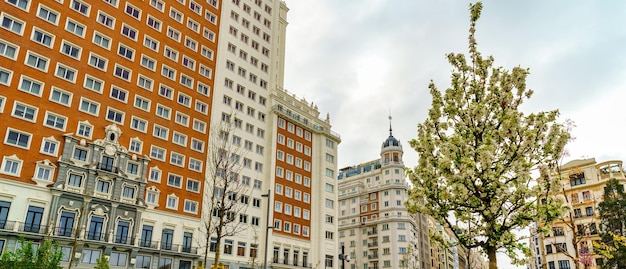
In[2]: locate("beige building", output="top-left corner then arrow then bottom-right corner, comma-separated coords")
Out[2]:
337,127 -> 430,269
528,158 -> 626,269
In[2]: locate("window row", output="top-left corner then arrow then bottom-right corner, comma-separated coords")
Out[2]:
277,118 -> 313,141
274,201 -> 310,220
275,166 -> 311,187
272,218 -> 310,237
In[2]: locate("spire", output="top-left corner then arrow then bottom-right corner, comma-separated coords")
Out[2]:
388,114 -> 393,137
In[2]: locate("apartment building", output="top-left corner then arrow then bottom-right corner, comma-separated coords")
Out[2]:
337,127 -> 429,269
528,158 -> 626,269
0,0 -> 223,267
205,0 -> 342,267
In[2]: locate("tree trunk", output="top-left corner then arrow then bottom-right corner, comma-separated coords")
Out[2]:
486,246 -> 498,269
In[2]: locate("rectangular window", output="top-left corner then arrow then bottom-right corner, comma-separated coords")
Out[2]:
5,129 -> 31,148
114,65 -> 131,81
65,19 -> 85,37
97,11 -> 115,28
44,112 -> 67,131
25,52 -> 49,72
70,0 -> 90,16
12,102 -> 37,122
92,32 -> 111,49
140,55 -> 156,71
84,75 -> 103,93
106,107 -> 124,124
88,53 -> 107,70
1,157 -> 22,176
156,104 -> 171,119
146,15 -> 162,32
121,24 -> 137,40
117,44 -> 134,60
79,98 -> 99,115
31,28 -> 54,47
137,75 -> 153,91
1,14 -> 24,35
167,174 -> 182,187
55,64 -> 77,82
7,0 -> 30,10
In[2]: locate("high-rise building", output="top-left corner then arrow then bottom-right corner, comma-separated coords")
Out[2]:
0,0 -> 341,268
0,0 -> 220,268
528,158 -> 625,269
337,126 -> 429,269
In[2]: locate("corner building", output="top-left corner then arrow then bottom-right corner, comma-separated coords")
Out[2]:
337,128 -> 429,269
528,158 -> 626,269
0,0 -> 222,267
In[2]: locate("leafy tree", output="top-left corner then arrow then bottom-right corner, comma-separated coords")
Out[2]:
595,178 -> 626,268
201,118 -> 252,268
0,237 -> 63,269
405,2 -> 570,269
94,255 -> 110,269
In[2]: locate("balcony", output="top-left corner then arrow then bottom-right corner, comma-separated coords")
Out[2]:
368,254 -> 379,259
20,222 -> 49,234
271,258 -> 313,268
367,230 -> 377,236
139,239 -> 159,249
368,242 -> 378,248
114,235 -> 136,245
97,162 -> 119,173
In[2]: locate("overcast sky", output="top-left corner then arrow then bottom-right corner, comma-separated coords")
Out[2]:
283,1 -> 626,268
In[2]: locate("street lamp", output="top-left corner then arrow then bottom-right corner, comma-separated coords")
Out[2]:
261,190 -> 272,269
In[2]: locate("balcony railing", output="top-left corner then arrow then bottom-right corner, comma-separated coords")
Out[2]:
20,223 -> 49,234
271,258 -> 313,268
139,239 -> 158,248
368,242 -> 378,247
97,162 -> 119,173
368,254 -> 379,259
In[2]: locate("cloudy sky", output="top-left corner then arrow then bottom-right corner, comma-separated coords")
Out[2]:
282,0 -> 626,267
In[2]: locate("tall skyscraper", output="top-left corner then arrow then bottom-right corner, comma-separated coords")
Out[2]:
0,0 -> 340,268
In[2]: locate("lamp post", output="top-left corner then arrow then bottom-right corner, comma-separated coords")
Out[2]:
261,190 -> 272,269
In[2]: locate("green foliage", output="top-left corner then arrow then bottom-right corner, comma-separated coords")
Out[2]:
0,237 -> 63,269
94,255 -> 110,269
405,2 -> 570,269
596,178 -> 626,268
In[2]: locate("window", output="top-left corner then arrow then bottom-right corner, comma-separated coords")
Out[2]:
106,107 -> 124,124
110,86 -> 128,103
25,52 -> 49,72
121,24 -> 137,40
166,195 -> 178,209
97,11 -> 115,28
76,122 -> 92,138
125,3 -> 141,19
117,44 -> 134,60
1,156 -> 22,176
129,139 -> 142,153
158,85 -> 174,100
0,40 -> 16,62
137,75 -> 153,91
166,26 -> 181,42
67,172 -> 83,187
140,55 -> 156,71
70,0 -> 90,16
189,158 -> 202,172
110,252 -> 127,267
5,129 -> 30,148
114,65 -> 131,81
72,148 -> 88,162
31,28 -> 54,47
55,64 -> 77,82
79,98 -> 99,115
167,173 -> 182,187
84,75 -> 103,93
7,0 -> 29,10
12,102 -> 37,122
40,138 -> 59,156
1,14 -> 24,35
184,200 -> 198,213
88,53 -> 107,70
162,65 -> 176,80
65,19 -> 85,37
81,249 -> 100,264
92,32 -> 111,49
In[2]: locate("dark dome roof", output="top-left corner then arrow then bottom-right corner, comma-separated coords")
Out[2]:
383,134 -> 400,147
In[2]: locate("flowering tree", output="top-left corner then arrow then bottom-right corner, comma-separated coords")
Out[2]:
405,3 -> 570,269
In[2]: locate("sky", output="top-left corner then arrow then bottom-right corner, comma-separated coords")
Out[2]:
282,0 -> 626,268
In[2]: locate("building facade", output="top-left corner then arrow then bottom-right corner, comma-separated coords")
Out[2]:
0,0 -> 341,268
0,0 -> 221,267
528,158 -> 626,269
337,127 -> 429,269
